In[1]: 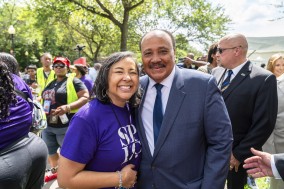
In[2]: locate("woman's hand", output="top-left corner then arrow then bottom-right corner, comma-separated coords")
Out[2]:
53,105 -> 69,116
31,82 -> 38,89
121,164 -> 137,188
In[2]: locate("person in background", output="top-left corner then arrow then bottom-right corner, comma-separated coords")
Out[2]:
0,53 -> 48,189
41,57 -> 89,182
58,51 -> 141,189
267,54 -> 284,78
200,53 -> 208,61
70,57 -> 94,95
24,65 -> 37,85
197,42 -> 218,74
262,54 -> 284,189
88,62 -> 102,82
37,52 -> 55,101
183,52 -> 195,68
0,52 -> 20,75
212,33 -> 278,189
244,148 -> 284,181
137,29 -> 232,189
24,64 -> 40,99
183,52 -> 207,69
21,67 -> 30,81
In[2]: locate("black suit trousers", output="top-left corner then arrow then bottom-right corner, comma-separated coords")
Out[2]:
227,165 -> 247,189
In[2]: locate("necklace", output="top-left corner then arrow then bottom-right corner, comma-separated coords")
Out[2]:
110,103 -> 132,128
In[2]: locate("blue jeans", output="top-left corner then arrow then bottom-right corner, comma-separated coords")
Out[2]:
0,133 -> 48,189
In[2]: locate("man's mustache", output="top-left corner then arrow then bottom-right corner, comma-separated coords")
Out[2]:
149,62 -> 166,69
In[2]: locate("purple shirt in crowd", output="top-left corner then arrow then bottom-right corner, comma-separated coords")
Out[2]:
60,98 -> 141,189
0,74 -> 33,151
80,75 -> 94,95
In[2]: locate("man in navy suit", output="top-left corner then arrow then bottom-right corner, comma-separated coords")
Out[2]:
212,33 -> 278,189
136,29 -> 233,189
244,148 -> 284,181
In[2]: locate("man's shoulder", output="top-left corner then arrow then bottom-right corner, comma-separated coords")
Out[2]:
179,67 -> 212,80
212,66 -> 225,75
36,67 -> 43,73
139,75 -> 149,91
245,64 -> 276,85
250,63 -> 273,76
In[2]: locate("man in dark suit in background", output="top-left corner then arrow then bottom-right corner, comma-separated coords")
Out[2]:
244,148 -> 284,181
136,29 -> 233,189
212,33 -> 278,189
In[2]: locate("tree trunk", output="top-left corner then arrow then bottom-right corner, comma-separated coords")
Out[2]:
120,11 -> 129,51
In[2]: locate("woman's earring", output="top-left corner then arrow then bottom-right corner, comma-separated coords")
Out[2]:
102,89 -> 107,98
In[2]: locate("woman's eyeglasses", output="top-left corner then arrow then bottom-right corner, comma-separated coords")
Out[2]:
53,64 -> 66,69
217,46 -> 242,54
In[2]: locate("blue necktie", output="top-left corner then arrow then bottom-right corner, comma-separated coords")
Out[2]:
221,70 -> 233,92
153,83 -> 163,144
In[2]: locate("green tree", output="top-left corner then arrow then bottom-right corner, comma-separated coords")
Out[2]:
68,0 -> 144,52
32,0 -> 231,54
0,0 -> 43,69
132,0 -> 230,51
0,0 -> 231,67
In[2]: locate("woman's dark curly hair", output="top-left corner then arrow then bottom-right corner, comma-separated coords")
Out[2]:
0,61 -> 17,120
92,51 -> 141,108
0,52 -> 20,75
75,65 -> 88,76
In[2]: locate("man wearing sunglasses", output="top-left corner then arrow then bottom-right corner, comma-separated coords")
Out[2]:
212,33 -> 278,189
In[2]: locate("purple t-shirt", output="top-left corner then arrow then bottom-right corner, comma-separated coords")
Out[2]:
60,99 -> 141,189
80,75 -> 94,95
0,74 -> 33,150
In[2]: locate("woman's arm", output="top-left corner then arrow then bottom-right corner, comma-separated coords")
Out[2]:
54,89 -> 89,116
68,89 -> 89,110
57,156 -> 137,189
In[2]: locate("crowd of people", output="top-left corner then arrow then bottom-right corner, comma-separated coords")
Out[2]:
0,29 -> 283,189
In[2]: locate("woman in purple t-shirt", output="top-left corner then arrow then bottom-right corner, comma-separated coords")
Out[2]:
58,51 -> 142,189
70,57 -> 94,95
0,53 -> 48,189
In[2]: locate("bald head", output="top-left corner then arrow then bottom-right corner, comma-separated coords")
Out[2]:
217,33 -> 248,69
220,33 -> 248,55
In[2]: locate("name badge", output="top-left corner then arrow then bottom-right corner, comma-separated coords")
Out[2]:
49,115 -> 58,124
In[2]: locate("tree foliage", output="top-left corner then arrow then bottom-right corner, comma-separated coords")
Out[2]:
0,0 -> 231,69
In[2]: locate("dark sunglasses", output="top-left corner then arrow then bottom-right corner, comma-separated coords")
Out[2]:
53,64 -> 66,69
217,46 -> 242,54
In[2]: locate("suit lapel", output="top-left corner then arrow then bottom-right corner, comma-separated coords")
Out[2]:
222,61 -> 252,99
153,68 -> 186,160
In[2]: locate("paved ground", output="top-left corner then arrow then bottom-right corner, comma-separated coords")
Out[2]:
43,179 -> 60,189
42,161 -> 61,189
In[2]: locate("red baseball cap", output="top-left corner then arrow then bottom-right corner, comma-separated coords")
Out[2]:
73,57 -> 87,67
53,57 -> 71,67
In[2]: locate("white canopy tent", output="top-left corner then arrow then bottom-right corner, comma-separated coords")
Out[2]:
247,36 -> 284,66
